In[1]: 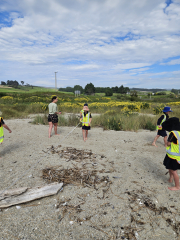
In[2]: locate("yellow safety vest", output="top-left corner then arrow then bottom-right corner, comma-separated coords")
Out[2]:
166,131 -> 180,163
0,117 -> 4,143
82,112 -> 90,126
156,114 -> 166,130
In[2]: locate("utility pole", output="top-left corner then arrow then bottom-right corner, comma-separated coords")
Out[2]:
55,72 -> 58,90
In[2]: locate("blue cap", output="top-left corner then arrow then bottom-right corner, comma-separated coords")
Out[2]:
163,106 -> 173,112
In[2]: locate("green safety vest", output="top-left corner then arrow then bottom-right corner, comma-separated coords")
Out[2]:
82,112 -> 90,126
156,114 -> 166,130
0,117 -> 4,143
166,131 -> 180,163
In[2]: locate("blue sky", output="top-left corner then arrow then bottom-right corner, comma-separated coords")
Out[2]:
0,0 -> 180,89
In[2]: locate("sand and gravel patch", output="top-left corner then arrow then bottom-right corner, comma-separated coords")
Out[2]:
0,118 -> 180,240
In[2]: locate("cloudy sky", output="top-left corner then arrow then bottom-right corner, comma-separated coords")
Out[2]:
0,0 -> 180,89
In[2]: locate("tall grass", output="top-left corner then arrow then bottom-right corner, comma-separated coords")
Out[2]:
32,114 -> 80,127
92,113 -> 157,131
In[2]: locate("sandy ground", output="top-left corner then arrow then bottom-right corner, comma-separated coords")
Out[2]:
0,117 -> 180,240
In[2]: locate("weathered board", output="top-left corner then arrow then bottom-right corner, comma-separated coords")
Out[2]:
0,182 -> 63,208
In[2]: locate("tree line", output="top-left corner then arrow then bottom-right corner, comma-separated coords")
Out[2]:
1,80 -> 33,88
59,83 -> 130,96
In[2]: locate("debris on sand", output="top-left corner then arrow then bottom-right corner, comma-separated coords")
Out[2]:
0,182 -> 63,208
42,167 -> 111,190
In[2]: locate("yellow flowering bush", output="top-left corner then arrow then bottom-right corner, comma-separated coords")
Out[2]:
101,97 -> 111,101
167,102 -> 180,106
1,96 -> 13,100
74,98 -> 88,102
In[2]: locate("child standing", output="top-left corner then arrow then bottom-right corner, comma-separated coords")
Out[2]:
80,104 -> 92,142
162,117 -> 180,191
152,106 -> 172,147
0,117 -> 12,157
48,96 -> 61,138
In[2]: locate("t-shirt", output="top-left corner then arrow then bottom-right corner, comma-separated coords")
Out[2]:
0,117 -> 5,127
48,102 -> 57,114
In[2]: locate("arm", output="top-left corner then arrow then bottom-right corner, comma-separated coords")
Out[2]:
54,104 -> 61,115
3,124 -> 12,133
157,115 -> 164,126
55,111 -> 61,115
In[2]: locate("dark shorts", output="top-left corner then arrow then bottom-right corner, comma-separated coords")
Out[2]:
157,130 -> 167,137
82,125 -> 90,130
48,114 -> 58,123
163,154 -> 180,171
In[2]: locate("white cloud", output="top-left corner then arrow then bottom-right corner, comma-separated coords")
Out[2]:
0,0 -> 180,88
161,58 -> 180,65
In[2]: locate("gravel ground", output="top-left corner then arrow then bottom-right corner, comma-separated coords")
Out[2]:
0,117 -> 180,240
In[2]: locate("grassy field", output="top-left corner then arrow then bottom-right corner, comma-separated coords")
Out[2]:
1,86 -> 180,131
0,85 -> 57,93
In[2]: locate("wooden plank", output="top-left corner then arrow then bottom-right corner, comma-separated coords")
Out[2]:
0,182 -> 63,208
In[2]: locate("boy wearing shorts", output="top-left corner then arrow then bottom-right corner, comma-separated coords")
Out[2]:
152,106 -> 172,147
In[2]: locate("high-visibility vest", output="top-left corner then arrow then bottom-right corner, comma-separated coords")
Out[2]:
82,112 -> 90,126
166,131 -> 180,163
0,117 -> 4,143
156,114 -> 166,130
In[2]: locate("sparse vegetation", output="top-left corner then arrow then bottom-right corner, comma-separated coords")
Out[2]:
1,86 -> 180,131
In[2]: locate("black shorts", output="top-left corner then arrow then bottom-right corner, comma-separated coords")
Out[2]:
48,114 -> 58,123
163,154 -> 180,171
157,130 -> 167,137
82,125 -> 90,130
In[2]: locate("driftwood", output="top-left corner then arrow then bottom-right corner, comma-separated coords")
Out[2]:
0,182 -> 63,208
0,187 -> 28,201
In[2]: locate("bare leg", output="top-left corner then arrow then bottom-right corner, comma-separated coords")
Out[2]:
164,136 -> 167,147
82,129 -> 86,141
168,170 -> 180,191
152,135 -> 160,147
85,130 -> 88,141
54,123 -> 59,135
168,169 -> 173,183
48,122 -> 53,138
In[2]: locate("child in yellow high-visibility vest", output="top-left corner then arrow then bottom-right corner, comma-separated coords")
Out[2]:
152,106 -> 172,147
80,104 -> 92,142
0,117 -> 12,157
162,117 -> 180,191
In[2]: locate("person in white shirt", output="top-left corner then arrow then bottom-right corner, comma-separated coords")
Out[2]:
48,96 -> 61,138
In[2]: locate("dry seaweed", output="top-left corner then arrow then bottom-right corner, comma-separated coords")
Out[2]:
42,167 -> 111,189
47,146 -> 105,163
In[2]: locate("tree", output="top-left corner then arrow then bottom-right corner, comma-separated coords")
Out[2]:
118,85 -> 129,94
1,81 -> 6,85
171,89 -> 179,95
112,86 -> 119,93
21,81 -> 24,86
7,80 -> 19,88
130,90 -> 138,97
105,87 -> 113,96
74,85 -> 83,93
84,82 -> 95,95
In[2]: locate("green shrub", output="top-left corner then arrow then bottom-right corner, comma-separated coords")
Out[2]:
141,102 -> 150,109
144,121 -> 156,131
153,104 -> 165,115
